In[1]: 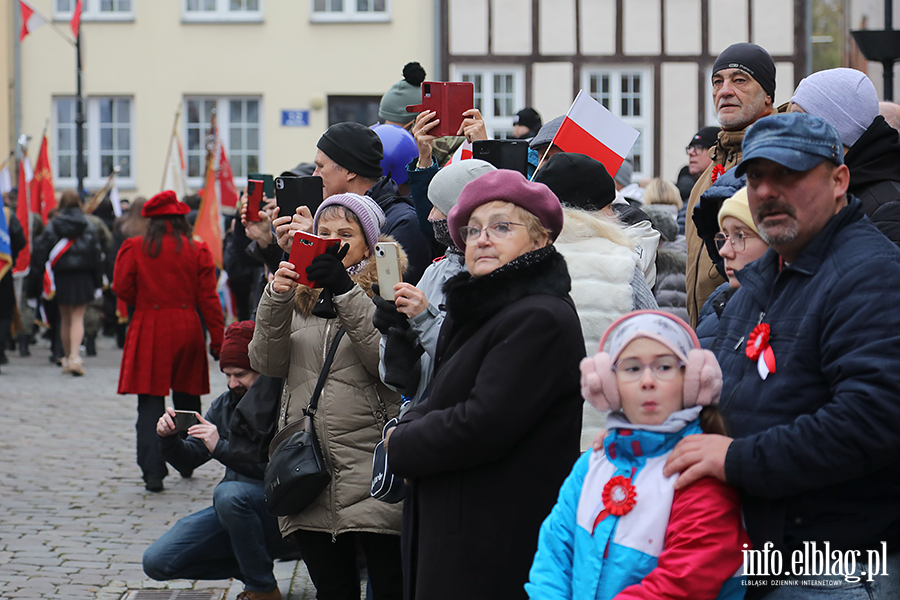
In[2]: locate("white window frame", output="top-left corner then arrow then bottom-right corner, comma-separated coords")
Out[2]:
581,66 -> 654,180
54,0 -> 134,22
450,64 -> 526,140
310,0 -> 391,23
53,96 -> 137,190
182,0 -> 264,23
184,96 -> 264,190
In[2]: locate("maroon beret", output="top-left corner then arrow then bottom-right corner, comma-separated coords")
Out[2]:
219,321 -> 255,372
142,190 -> 190,218
448,169 -> 563,249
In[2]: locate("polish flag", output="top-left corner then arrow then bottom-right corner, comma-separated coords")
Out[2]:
550,90 -> 640,177
19,1 -> 46,41
70,0 -> 83,38
444,139 -> 473,166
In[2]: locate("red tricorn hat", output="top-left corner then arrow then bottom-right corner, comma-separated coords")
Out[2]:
142,190 -> 190,217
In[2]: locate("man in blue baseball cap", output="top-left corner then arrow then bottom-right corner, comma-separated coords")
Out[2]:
666,113 -> 900,597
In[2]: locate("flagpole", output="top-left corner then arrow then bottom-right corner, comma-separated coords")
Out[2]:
75,29 -> 85,198
160,105 -> 182,191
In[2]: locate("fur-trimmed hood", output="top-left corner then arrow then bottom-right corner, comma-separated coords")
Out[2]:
293,235 -> 408,317
442,245 -> 571,326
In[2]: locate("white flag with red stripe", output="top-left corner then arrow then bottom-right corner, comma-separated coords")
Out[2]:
551,90 -> 640,177
19,1 -> 47,41
43,237 -> 74,300
444,139 -> 473,166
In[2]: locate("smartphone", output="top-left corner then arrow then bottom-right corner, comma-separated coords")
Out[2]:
275,176 -> 324,220
288,231 -> 341,288
472,140 -> 529,176
248,173 -> 275,199
406,81 -> 475,138
374,243 -> 403,299
246,179 -> 264,222
173,410 -> 200,433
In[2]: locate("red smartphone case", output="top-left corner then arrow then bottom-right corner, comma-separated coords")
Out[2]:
246,179 -> 263,222
288,231 -> 341,288
406,81 -> 475,137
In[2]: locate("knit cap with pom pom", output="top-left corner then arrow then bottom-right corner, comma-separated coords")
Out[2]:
379,62 -> 427,125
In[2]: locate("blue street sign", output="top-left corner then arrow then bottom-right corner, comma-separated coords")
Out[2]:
281,110 -> 310,127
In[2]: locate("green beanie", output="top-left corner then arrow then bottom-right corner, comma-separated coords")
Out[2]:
379,62 -> 426,125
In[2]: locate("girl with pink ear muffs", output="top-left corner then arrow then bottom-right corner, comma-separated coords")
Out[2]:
527,311 -> 749,600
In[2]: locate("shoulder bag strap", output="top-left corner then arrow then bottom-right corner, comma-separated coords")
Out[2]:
304,326 -> 345,417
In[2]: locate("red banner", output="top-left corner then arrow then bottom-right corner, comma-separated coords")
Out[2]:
30,135 -> 56,225
12,157 -> 31,273
193,158 -> 223,268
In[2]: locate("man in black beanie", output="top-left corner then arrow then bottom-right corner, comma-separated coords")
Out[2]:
685,42 -> 776,328
311,122 -> 431,283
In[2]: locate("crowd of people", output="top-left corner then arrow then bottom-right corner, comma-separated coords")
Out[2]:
3,44 -> 900,600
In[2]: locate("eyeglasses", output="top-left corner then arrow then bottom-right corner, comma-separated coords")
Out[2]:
714,230 -> 759,252
612,356 -> 685,382
685,144 -> 707,156
459,221 -> 526,244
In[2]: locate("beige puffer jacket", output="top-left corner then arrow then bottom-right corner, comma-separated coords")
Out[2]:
249,250 -> 403,539
684,129 -> 743,327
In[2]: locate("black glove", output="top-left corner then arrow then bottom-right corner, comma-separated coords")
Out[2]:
372,286 -> 409,335
383,326 -> 424,395
306,243 -> 353,295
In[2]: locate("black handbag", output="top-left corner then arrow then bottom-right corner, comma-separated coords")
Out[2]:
264,328 -> 345,517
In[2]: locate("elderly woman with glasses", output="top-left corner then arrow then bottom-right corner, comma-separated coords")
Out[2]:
383,169 -> 585,600
695,187 -> 769,348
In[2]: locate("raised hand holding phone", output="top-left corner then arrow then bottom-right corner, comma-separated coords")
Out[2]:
187,413 -> 219,453
274,205 -> 314,253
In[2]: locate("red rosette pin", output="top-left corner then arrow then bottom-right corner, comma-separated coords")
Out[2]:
592,475 -> 638,533
710,164 -> 725,184
746,323 -> 771,361
603,475 -> 637,515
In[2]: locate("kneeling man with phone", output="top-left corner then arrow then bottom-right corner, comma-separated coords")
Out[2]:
143,321 -> 295,600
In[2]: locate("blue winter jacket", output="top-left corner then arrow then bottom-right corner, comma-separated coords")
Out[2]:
714,197 -> 900,554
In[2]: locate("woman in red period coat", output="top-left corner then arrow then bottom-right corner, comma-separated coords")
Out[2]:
113,190 -> 224,492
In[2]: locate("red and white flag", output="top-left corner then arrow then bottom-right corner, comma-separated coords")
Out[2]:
444,139 -> 473,166
70,0 -> 82,38
19,1 -> 46,41
550,90 -> 640,177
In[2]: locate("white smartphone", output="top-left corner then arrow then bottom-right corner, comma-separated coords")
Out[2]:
374,242 -> 403,300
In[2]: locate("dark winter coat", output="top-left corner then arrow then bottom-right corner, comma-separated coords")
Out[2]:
29,207 -> 103,295
388,246 -> 585,600
845,115 -> 900,246
366,177 -> 432,284
714,197 -> 900,554
113,234 -> 225,397
160,383 -> 272,485
695,282 -> 734,349
0,208 -> 26,320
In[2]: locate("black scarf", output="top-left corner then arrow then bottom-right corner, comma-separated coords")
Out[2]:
442,245 -> 571,326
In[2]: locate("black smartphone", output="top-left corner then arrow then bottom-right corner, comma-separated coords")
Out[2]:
472,139 -> 529,176
275,176 -> 324,219
173,410 -> 200,433
248,173 -> 275,199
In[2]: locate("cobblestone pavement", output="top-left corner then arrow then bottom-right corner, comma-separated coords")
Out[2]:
0,335 -> 314,600
0,333 -> 606,599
